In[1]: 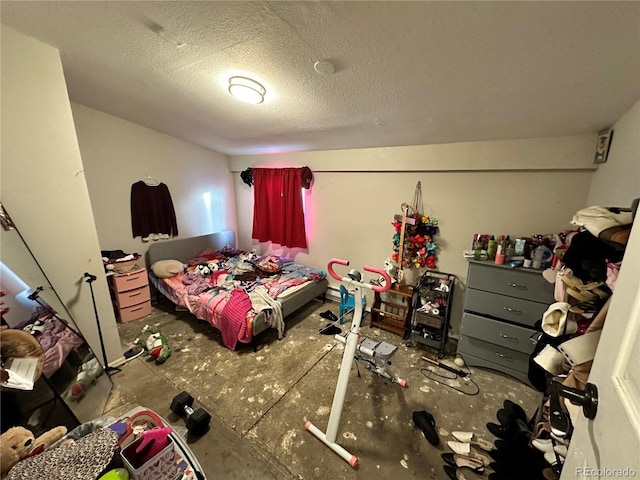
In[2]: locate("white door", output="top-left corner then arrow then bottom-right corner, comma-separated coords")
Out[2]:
562,216 -> 640,478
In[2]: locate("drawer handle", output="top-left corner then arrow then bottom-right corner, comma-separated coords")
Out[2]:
130,307 -> 143,312
125,277 -> 141,282
503,306 -> 522,314
495,352 -> 512,359
499,333 -> 518,341
507,282 -> 527,290
129,292 -> 142,297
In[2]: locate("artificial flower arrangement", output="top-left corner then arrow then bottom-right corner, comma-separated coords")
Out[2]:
392,214 -> 439,270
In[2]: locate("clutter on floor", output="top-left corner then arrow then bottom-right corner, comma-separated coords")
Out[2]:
112,298 -> 541,480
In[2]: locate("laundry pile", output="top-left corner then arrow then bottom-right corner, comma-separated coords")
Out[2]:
101,249 -> 141,273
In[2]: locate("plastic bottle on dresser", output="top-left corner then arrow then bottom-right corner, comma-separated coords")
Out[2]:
494,236 -> 506,265
532,247 -> 544,269
473,235 -> 483,260
487,236 -> 498,260
504,235 -> 513,262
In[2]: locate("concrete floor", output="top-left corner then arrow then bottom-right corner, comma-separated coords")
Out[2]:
104,298 -> 543,480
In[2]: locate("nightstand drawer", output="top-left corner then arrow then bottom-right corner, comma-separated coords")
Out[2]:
460,312 -> 537,355
458,335 -> 530,374
467,262 -> 553,303
112,267 -> 148,292
464,289 -> 549,328
116,285 -> 150,309
118,301 -> 152,323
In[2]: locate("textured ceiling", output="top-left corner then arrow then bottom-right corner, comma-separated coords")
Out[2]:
2,1 -> 639,155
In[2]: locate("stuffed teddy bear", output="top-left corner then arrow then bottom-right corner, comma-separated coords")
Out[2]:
63,353 -> 103,402
0,425 -> 67,478
134,325 -> 171,364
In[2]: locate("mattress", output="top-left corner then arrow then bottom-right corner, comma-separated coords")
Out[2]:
146,231 -> 328,349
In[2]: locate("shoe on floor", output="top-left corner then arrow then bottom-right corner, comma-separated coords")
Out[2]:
319,324 -> 341,335
446,442 -> 491,466
454,467 -> 485,480
503,399 -> 528,423
532,438 -> 568,455
443,465 -> 457,480
544,450 -> 565,466
448,465 -> 498,480
412,410 -> 440,446
496,408 -> 516,427
441,453 -> 484,472
486,422 -> 513,440
452,431 -> 494,450
487,418 -> 531,441
319,310 -> 339,321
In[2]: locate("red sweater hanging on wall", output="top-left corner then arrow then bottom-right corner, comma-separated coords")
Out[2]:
251,167 -> 308,249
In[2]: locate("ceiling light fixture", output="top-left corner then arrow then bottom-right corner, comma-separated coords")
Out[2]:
228,76 -> 266,104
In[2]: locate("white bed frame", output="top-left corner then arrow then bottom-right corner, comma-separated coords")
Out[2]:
145,231 -> 328,338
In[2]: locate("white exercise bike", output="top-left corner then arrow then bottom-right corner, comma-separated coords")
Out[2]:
305,258 -> 407,468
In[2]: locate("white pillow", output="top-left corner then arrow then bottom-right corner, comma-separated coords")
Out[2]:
151,259 -> 185,278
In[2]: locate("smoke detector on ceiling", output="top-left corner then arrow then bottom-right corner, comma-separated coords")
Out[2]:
313,60 -> 335,75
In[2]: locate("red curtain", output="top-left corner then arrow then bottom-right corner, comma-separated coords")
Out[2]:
252,168 -> 308,248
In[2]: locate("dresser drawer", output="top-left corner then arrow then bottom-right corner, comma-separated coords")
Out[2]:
115,285 -> 150,309
464,289 -> 549,328
112,267 -> 148,292
460,312 -> 537,355
118,301 -> 152,323
458,335 -> 530,374
467,262 -> 553,303
457,351 -> 533,386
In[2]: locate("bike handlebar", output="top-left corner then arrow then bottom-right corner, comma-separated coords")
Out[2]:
327,258 -> 392,293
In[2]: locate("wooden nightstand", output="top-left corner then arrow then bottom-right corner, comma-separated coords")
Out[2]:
108,266 -> 151,323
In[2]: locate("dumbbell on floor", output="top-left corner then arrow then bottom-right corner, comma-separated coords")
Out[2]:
170,391 -> 211,436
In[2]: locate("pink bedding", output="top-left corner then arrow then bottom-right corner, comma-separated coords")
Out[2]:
150,248 -> 326,349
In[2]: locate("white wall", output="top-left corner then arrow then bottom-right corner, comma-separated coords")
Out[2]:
71,103 -> 237,266
0,26 -> 122,364
586,99 -> 640,208
230,135 -> 597,334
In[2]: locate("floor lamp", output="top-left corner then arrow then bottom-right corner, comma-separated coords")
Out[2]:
83,272 -> 120,375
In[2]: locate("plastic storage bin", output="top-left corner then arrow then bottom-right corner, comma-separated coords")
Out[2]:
121,435 -> 179,480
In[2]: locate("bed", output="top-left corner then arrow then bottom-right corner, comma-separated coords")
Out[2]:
146,231 -> 328,349
13,307 -> 85,378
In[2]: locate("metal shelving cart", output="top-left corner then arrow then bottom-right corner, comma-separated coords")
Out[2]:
409,270 -> 455,358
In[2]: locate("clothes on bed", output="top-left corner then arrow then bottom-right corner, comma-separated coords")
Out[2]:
250,286 -> 284,339
150,245 -> 326,350
16,308 -> 84,377
130,180 -> 178,239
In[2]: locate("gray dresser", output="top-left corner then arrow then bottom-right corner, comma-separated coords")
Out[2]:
457,260 -> 554,385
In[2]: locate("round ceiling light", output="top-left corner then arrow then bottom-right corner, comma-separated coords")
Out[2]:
228,76 -> 266,104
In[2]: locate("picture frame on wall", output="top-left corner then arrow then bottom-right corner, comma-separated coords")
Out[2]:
594,128 -> 614,164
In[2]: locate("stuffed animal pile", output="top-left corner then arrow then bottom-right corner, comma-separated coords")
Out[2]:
63,353 -> 103,402
134,325 -> 171,364
0,425 -> 67,479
